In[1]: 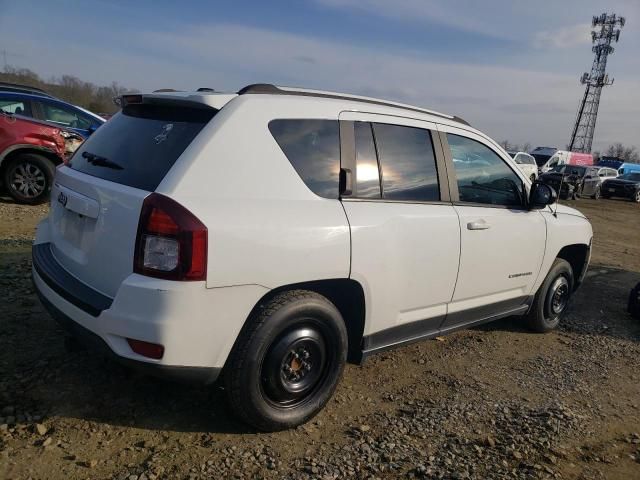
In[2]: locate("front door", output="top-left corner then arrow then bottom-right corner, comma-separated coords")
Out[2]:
437,125 -> 546,328
339,112 -> 461,351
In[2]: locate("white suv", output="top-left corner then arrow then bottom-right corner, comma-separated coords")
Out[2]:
508,151 -> 538,182
33,84 -> 593,431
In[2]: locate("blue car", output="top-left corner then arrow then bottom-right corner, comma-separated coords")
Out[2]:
0,89 -> 105,138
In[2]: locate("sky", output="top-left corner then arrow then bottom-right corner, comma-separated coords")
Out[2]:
1,0 -> 638,152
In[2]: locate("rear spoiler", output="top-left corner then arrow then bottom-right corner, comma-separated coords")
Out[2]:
114,92 -> 237,111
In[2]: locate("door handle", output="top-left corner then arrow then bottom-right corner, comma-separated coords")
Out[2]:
467,220 -> 491,230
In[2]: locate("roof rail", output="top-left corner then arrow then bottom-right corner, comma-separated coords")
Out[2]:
0,81 -> 54,98
237,83 -> 470,126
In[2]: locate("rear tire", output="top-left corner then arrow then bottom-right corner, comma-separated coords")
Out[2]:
527,258 -> 574,333
224,290 -> 347,431
3,153 -> 56,205
633,190 -> 640,203
530,174 -> 536,182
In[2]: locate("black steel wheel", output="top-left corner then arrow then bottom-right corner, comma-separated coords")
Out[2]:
527,258 -> 574,333
225,290 -> 347,431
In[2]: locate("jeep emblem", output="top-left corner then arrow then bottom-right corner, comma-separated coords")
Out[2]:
57,191 -> 68,207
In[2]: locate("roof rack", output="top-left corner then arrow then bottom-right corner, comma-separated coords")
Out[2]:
0,81 -> 54,98
237,83 -> 470,126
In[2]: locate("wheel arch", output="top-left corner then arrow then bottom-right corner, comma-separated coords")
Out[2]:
242,278 -> 367,365
0,145 -> 62,175
556,243 -> 591,290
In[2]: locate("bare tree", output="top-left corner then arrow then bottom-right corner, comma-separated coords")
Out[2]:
605,143 -> 639,163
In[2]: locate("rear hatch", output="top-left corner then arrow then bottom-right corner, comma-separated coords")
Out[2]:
48,98 -> 218,298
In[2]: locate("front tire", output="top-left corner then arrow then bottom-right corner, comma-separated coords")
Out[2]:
530,174 -> 536,183
527,258 -> 574,333
633,190 -> 640,203
3,153 -> 56,204
224,290 -> 347,431
592,185 -> 601,200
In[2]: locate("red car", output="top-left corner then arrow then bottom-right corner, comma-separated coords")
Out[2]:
0,110 -> 76,204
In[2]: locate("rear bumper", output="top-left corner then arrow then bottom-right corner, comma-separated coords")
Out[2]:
35,287 -> 220,384
32,241 -> 269,384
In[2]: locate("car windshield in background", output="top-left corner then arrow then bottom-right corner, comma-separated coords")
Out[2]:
620,173 -> 640,181
69,104 -> 215,191
551,165 -> 586,176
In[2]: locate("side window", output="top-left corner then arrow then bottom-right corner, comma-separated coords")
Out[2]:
447,133 -> 524,207
372,123 -> 440,201
354,122 -> 381,198
39,102 -> 91,129
269,119 -> 340,199
0,96 -> 32,116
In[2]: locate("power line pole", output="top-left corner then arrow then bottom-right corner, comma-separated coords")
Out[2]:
568,13 -> 625,153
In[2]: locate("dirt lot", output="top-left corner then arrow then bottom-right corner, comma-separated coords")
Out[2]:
1,197 -> 639,480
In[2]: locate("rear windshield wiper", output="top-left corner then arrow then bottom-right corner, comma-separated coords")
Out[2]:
81,151 -> 123,170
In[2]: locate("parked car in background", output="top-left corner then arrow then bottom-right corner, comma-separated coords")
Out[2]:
597,167 -> 618,181
0,109 -> 73,203
601,172 -> 640,202
0,90 -> 105,138
539,150 -> 594,173
530,146 -> 557,170
597,156 -> 624,170
617,162 -> 640,176
0,81 -> 55,98
32,84 -> 592,431
539,165 -> 602,199
507,151 -> 538,181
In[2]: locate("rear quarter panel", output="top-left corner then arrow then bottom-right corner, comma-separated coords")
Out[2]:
158,95 -> 351,289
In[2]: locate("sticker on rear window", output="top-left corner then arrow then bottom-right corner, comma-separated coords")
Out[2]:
154,123 -> 174,144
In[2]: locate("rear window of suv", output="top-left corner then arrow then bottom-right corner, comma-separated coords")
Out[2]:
69,104 -> 215,191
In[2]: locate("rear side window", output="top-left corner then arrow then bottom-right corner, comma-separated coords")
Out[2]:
373,123 -> 440,202
269,119 -> 340,199
69,104 -> 215,191
0,95 -> 32,116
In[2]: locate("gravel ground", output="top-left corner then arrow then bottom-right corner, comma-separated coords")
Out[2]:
0,196 -> 639,479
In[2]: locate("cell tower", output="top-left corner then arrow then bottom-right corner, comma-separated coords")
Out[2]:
568,13 -> 625,153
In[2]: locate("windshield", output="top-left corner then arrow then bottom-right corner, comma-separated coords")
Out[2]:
620,173 -> 640,181
550,165 -> 586,176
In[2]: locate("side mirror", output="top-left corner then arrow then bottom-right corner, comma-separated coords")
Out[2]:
88,124 -> 99,135
529,181 -> 557,209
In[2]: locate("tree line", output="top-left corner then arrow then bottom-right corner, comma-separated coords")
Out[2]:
0,66 -> 133,114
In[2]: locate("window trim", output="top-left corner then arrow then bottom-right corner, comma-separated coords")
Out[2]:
437,129 -> 529,210
339,117 -> 451,203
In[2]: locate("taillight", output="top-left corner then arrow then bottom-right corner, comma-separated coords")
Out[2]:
134,193 -> 207,281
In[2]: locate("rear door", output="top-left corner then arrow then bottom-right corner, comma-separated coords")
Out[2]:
47,102 -> 216,297
339,112 -> 460,350
437,125 -> 546,327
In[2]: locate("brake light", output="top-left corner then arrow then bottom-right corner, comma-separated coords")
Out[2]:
134,193 -> 207,281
